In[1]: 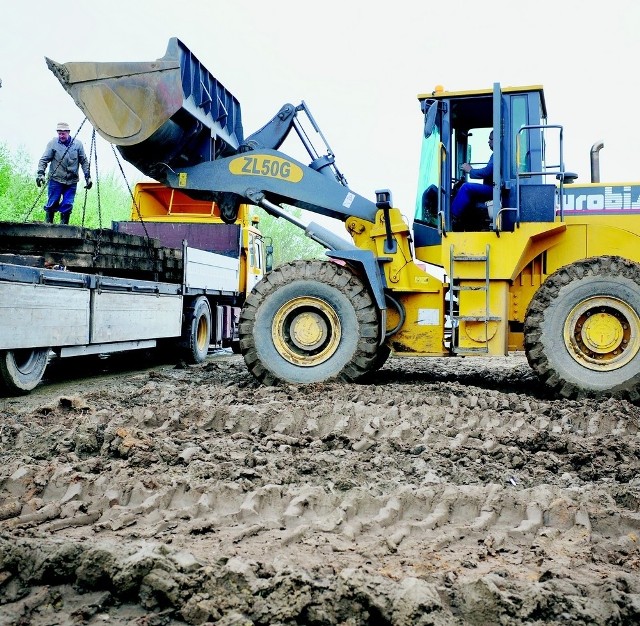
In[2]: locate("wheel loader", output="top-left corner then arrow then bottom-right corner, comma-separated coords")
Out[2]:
46,38 -> 640,400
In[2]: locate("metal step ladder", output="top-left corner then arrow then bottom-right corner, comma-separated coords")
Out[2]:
448,243 -> 499,355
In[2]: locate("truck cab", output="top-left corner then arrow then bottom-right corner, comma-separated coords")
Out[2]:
412,83 -> 571,261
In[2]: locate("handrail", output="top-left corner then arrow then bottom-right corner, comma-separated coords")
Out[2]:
515,124 -> 566,224
438,210 -> 447,237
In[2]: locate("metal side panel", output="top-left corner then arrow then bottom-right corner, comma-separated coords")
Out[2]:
184,246 -> 240,293
0,282 -> 90,349
91,291 -> 183,343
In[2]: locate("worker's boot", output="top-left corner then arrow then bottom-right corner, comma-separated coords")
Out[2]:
45,210 -> 54,224
60,212 -> 70,225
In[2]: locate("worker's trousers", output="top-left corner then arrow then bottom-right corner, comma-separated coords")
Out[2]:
44,180 -> 77,223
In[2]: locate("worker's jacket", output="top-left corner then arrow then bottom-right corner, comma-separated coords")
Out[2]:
37,137 -> 90,185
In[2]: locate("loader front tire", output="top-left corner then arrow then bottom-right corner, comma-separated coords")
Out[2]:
524,256 -> 640,400
369,344 -> 391,373
239,260 -> 380,385
0,348 -> 50,394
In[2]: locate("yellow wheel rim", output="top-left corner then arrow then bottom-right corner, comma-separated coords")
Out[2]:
272,297 -> 341,366
196,314 -> 209,351
564,296 -> 640,371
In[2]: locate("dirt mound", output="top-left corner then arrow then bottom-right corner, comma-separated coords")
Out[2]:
1,354 -> 640,624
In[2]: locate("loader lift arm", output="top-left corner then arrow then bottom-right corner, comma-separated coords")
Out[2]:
241,100 -> 348,188
167,97 -> 374,228
162,146 -> 377,226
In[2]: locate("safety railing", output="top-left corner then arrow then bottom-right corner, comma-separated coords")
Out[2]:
514,124 -> 573,225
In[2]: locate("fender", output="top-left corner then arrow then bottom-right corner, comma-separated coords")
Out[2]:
327,248 -> 388,312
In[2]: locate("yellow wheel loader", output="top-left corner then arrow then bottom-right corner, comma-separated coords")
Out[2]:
46,39 -> 640,400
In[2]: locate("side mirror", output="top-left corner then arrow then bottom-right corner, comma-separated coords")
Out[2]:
556,171 -> 578,184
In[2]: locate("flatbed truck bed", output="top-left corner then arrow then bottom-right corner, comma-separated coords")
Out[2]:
0,222 -> 245,394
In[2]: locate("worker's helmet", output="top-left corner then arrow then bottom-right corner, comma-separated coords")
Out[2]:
56,122 -> 71,132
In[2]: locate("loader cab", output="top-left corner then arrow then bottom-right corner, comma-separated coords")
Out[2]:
413,83 -> 569,263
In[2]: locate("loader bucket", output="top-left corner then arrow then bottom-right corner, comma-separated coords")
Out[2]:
47,38 -> 244,184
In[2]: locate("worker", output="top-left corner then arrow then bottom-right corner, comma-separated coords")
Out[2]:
36,122 -> 92,225
451,130 -> 494,228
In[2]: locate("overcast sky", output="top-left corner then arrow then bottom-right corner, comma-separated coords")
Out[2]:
1,1 -> 638,233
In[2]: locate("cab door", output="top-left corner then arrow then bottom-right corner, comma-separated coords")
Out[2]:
412,98 -> 450,265
491,82 -> 504,230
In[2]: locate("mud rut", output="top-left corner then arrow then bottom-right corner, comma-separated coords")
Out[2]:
1,353 -> 640,625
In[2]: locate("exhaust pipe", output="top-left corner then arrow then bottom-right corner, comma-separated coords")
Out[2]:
590,141 -> 604,183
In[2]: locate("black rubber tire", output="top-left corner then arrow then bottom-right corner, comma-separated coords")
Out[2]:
239,260 -> 380,385
181,297 -> 212,364
524,256 -> 640,400
0,348 -> 50,394
369,344 -> 391,372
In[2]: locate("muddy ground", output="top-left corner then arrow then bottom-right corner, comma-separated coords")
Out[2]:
1,351 -> 640,625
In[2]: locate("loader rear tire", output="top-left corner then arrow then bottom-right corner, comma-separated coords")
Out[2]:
0,348 -> 50,394
239,260 -> 380,385
182,297 -> 212,364
524,256 -> 640,401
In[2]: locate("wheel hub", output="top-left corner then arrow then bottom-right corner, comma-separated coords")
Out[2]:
289,311 -> 328,351
565,297 -> 640,371
272,296 -> 341,367
581,312 -> 624,353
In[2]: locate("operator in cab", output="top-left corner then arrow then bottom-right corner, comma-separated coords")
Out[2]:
451,131 -> 493,229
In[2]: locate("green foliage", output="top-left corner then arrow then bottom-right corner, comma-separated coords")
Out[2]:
252,206 -> 327,267
0,143 -> 41,222
0,142 -> 132,228
67,173 -> 133,228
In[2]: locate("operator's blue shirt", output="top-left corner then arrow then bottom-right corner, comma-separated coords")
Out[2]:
469,154 -> 493,185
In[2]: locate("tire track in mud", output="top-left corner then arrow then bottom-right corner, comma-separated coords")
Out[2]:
1,354 -> 640,624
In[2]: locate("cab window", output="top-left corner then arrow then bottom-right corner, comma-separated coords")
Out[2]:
249,233 -> 257,268
414,127 -> 441,227
511,94 -> 529,177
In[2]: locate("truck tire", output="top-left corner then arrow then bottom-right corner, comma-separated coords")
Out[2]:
182,297 -> 212,364
0,348 -> 50,394
524,256 -> 640,400
239,260 -> 380,385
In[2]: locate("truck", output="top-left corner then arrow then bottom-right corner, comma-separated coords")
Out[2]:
0,160 -> 271,393
36,38 -> 640,400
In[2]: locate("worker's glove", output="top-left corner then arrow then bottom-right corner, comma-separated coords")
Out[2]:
36,174 -> 45,187
84,178 -> 93,190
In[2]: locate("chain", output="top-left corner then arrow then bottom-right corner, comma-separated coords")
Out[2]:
110,144 -> 155,262
89,129 -> 103,267
80,128 -> 95,228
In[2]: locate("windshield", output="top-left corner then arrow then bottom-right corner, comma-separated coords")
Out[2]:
414,127 -> 441,228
